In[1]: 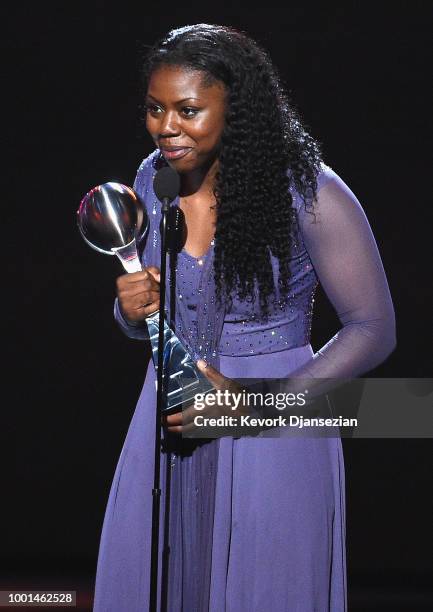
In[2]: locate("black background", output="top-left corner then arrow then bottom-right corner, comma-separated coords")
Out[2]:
3,2 -> 432,610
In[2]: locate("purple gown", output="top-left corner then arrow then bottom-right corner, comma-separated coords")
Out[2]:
92,151 -> 396,611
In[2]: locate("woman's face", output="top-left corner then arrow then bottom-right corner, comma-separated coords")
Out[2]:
145,65 -> 226,174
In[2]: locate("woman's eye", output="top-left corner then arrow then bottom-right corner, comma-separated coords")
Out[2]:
181,107 -> 199,118
145,104 -> 162,115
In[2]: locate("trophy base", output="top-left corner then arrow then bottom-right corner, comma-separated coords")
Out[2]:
145,311 -> 214,413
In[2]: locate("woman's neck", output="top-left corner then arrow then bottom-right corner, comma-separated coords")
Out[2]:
179,158 -> 218,198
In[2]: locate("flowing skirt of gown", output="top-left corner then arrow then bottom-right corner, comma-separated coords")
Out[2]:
93,344 -> 347,611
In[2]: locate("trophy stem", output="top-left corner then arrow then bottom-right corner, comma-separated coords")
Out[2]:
112,238 -> 142,273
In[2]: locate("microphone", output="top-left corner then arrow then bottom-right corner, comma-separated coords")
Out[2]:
154,166 -> 184,251
153,166 -> 180,207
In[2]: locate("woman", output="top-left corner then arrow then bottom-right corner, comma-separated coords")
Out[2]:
93,24 -> 396,611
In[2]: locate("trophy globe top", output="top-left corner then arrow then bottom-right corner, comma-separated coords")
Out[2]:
77,182 -> 148,255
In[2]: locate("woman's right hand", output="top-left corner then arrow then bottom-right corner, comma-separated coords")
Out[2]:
116,266 -> 160,324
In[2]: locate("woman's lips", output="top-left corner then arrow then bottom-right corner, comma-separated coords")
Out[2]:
161,147 -> 192,160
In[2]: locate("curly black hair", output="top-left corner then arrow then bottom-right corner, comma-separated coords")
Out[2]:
142,24 -> 323,316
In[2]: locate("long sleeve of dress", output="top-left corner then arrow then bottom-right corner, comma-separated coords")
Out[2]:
113,159 -> 150,341
286,167 -> 396,390
114,297 -> 149,340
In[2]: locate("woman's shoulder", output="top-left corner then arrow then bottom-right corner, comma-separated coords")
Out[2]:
290,162 -> 354,215
316,161 -> 337,191
133,149 -> 165,193
316,162 -> 354,196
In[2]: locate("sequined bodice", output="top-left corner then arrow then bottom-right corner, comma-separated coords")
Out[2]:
175,219 -> 318,358
175,250 -> 208,343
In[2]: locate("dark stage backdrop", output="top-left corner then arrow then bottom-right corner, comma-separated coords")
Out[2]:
3,2 -> 432,609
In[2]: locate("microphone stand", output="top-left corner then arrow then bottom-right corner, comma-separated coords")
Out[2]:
149,196 -> 170,612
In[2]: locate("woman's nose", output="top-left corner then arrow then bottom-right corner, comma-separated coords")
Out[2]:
159,111 -> 181,137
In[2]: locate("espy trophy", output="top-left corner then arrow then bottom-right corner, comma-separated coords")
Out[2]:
77,177 -> 213,413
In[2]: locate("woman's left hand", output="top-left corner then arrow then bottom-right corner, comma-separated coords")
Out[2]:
162,360 -> 249,435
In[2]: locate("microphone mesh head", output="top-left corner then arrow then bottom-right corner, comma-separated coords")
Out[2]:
153,166 -> 181,203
